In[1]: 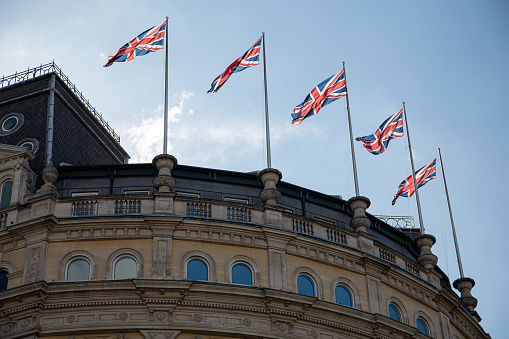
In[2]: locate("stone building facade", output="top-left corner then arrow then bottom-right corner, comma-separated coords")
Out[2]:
0,65 -> 489,339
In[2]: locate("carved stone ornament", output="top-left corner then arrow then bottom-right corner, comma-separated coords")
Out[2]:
119,312 -> 128,321
156,312 -> 166,321
347,196 -> 371,233
242,318 -> 252,327
414,234 -> 438,269
65,314 -> 76,323
258,168 -> 282,206
453,277 -> 478,312
192,313 -> 204,323
41,159 -> 58,187
310,329 -> 320,338
152,154 -> 177,192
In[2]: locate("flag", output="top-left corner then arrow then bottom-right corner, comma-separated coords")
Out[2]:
104,21 -> 166,67
356,109 -> 404,155
291,70 -> 346,125
392,159 -> 437,205
208,36 -> 262,93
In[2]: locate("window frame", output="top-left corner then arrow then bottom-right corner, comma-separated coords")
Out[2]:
65,257 -> 92,281
293,267 -> 323,299
386,296 -> 409,324
106,248 -> 144,279
58,250 -> 97,281
225,255 -> 261,287
414,311 -> 436,337
0,113 -> 24,136
0,179 -> 13,209
180,250 -> 216,282
331,277 -> 361,308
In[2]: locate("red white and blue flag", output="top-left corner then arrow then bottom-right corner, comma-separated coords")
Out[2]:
392,159 -> 437,205
208,36 -> 262,93
356,109 -> 404,155
104,21 -> 166,67
291,70 -> 346,125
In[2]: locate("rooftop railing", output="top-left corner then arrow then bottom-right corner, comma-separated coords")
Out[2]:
377,214 -> 415,228
0,62 -> 120,142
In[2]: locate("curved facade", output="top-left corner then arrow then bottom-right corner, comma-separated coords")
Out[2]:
0,66 -> 489,339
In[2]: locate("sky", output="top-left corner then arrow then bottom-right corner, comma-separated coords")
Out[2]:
1,0 -> 507,337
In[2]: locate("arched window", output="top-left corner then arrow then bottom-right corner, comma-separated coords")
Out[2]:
0,180 -> 13,209
231,263 -> 253,285
297,274 -> 315,297
114,256 -> 137,279
0,270 -> 8,291
335,285 -> 353,307
388,303 -> 402,322
187,258 -> 208,280
66,258 -> 91,281
416,317 -> 430,336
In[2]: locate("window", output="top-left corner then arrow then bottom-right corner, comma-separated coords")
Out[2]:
66,258 -> 91,281
416,318 -> 430,336
124,190 -> 149,195
114,256 -> 137,279
72,192 -> 99,197
335,285 -> 353,307
0,113 -> 23,135
17,138 -> 39,154
187,258 -> 208,280
297,274 -> 315,297
225,197 -> 248,204
0,270 -> 8,291
388,303 -> 402,322
2,116 -> 18,131
0,180 -> 13,209
176,191 -> 200,198
231,263 -> 253,286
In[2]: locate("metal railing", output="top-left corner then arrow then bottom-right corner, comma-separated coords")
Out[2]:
377,214 -> 415,228
0,62 -> 120,142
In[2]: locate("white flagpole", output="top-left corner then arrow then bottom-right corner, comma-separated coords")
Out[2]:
402,102 -> 425,234
262,32 -> 272,169
343,62 -> 360,197
438,148 -> 465,278
163,16 -> 169,154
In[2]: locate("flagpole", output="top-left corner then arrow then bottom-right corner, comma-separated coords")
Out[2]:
262,32 -> 272,168
343,62 -> 360,197
163,16 -> 169,154
438,148 -> 465,278
402,102 -> 425,234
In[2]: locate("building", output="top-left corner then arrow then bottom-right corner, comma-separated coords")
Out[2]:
0,64 -> 489,339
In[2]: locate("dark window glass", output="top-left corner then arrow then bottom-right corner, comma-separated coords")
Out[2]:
388,303 -> 401,322
20,141 -> 34,152
187,258 -> 208,280
0,181 -> 13,209
114,256 -> 137,279
0,271 -> 8,291
297,274 -> 315,297
231,263 -> 252,285
416,318 -> 429,335
66,258 -> 90,281
335,285 -> 353,307
2,116 -> 18,131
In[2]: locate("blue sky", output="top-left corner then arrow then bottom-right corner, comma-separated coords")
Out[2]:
1,1 -> 507,337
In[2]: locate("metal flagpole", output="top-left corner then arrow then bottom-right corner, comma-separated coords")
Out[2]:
163,16 -> 169,154
438,148 -> 465,278
402,102 -> 425,234
262,32 -> 272,168
343,62 -> 360,197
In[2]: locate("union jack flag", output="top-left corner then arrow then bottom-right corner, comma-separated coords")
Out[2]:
356,109 -> 404,155
291,70 -> 346,125
392,159 -> 437,205
208,36 -> 262,93
104,21 -> 166,67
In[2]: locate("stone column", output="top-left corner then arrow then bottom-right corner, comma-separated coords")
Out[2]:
347,196 -> 376,255
152,154 -> 177,214
258,168 -> 283,227
453,277 -> 479,319
414,234 -> 438,269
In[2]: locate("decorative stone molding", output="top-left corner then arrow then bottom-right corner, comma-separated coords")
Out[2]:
33,159 -> 60,198
140,330 -> 181,339
293,266 -> 324,299
386,295 -> 409,324
22,241 -> 48,284
152,154 -> 177,193
180,250 -> 217,281
57,249 -> 98,281
347,196 -> 371,233
0,259 -> 16,273
258,168 -> 282,206
152,237 -> 173,279
414,234 -> 438,269
453,277 -> 478,314
268,248 -> 287,290
414,310 -> 437,338
331,276 -> 362,309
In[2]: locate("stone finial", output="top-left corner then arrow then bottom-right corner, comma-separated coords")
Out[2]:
453,277 -> 478,313
258,168 -> 282,206
414,234 -> 438,269
152,154 -> 177,192
41,159 -> 58,188
347,196 -> 371,233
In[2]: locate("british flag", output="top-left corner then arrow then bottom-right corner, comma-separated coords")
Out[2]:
392,159 -> 437,205
356,109 -> 404,155
104,21 -> 166,67
208,36 -> 262,93
291,70 -> 346,125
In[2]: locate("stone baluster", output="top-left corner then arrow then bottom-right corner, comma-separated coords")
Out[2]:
347,196 -> 375,255
453,277 -> 480,320
414,234 -> 438,269
258,168 -> 282,227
